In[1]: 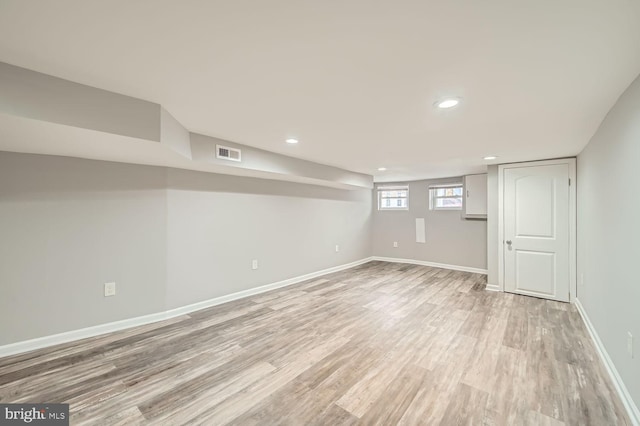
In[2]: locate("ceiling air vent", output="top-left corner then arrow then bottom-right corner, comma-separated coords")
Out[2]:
216,145 -> 241,162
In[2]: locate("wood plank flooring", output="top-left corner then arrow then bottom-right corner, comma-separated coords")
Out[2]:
0,261 -> 631,425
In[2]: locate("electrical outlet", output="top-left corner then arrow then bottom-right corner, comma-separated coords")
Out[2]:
104,282 -> 116,297
252,259 -> 258,270
628,332 -> 633,358
335,245 -> 340,253
393,241 -> 398,248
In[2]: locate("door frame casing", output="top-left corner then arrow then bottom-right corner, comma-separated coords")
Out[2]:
497,158 -> 577,301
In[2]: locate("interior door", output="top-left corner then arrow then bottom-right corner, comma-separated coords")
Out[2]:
503,163 -> 570,302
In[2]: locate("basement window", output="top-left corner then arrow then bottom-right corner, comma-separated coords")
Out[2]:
378,186 -> 409,210
429,184 -> 463,210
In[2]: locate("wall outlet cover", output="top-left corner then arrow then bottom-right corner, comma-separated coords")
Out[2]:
104,282 -> 116,297
252,259 -> 258,270
393,241 -> 398,248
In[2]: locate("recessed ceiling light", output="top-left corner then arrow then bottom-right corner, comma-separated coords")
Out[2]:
435,98 -> 460,109
378,167 -> 387,171
483,155 -> 498,160
286,138 -> 298,144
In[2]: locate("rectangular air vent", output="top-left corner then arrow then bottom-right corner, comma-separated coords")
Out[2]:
216,145 -> 241,162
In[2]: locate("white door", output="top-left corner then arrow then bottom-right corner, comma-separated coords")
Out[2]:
503,163 -> 570,302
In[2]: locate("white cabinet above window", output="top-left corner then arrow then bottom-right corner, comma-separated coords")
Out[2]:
463,174 -> 487,219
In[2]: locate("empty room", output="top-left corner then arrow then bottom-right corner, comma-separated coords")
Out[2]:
0,1 -> 639,425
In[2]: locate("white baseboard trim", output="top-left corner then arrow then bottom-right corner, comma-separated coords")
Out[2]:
485,283 -> 501,292
371,256 -> 488,275
574,298 -> 640,426
0,257 -> 374,358
163,256 -> 373,318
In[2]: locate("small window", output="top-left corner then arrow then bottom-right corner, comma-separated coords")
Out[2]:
429,184 -> 463,210
377,186 -> 409,210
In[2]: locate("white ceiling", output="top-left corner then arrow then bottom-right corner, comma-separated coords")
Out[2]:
1,0 -> 639,182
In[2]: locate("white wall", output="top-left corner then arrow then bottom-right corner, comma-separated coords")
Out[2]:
577,74 -> 640,410
372,178 -> 487,270
0,152 -> 372,346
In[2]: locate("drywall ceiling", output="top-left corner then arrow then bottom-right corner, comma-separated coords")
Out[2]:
0,0 -> 639,182
0,113 -> 365,190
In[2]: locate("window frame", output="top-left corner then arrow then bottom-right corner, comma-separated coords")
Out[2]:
429,183 -> 463,211
377,185 -> 409,211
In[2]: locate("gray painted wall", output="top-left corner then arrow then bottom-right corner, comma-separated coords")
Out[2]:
160,107 -> 192,159
0,153 -> 167,344
0,152 -> 372,345
577,75 -> 640,408
372,178 -> 487,270
166,169 -> 372,309
486,165 -> 499,285
0,62 -> 161,141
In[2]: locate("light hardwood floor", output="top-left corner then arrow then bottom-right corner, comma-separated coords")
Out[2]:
0,261 -> 631,425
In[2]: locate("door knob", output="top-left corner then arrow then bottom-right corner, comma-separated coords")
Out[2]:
506,240 -> 512,246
